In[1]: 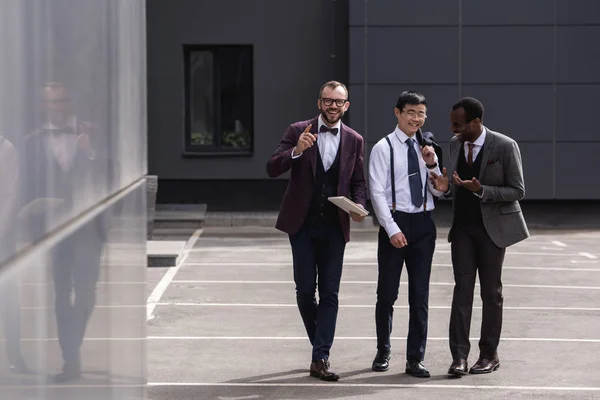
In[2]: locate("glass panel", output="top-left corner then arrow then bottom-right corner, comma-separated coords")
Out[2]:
189,51 -> 214,146
218,47 -> 252,150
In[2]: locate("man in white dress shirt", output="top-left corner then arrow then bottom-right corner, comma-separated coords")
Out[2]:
368,91 -> 444,378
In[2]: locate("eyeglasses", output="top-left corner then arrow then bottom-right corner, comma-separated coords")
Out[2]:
320,98 -> 348,107
403,111 -> 427,120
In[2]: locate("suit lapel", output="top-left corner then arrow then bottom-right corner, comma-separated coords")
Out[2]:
307,117 -> 319,178
478,128 -> 495,181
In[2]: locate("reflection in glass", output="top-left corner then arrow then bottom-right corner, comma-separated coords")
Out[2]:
0,0 -> 147,398
190,51 -> 215,146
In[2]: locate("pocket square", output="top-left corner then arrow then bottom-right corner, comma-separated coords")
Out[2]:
487,159 -> 499,165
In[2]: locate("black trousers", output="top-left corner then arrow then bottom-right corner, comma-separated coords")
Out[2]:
52,221 -> 105,365
289,218 -> 345,361
375,211 -> 436,362
449,223 -> 506,360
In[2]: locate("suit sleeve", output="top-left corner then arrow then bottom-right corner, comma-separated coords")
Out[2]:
480,140 -> 525,202
350,135 -> 367,207
266,124 -> 298,178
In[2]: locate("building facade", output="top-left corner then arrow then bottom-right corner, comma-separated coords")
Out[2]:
147,0 -> 600,209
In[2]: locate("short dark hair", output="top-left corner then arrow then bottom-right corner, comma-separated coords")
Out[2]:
395,91 -> 427,110
452,97 -> 484,122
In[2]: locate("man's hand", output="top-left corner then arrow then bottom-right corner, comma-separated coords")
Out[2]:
453,171 -> 482,193
293,124 -> 317,156
350,204 -> 366,222
421,145 -> 436,165
77,134 -> 95,159
430,167 -> 449,192
390,232 -> 407,248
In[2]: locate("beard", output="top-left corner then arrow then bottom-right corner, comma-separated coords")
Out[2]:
320,107 -> 344,125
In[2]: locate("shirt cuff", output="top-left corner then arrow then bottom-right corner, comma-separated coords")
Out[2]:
291,147 -> 302,159
473,187 -> 485,198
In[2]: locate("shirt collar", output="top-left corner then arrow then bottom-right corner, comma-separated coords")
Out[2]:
318,114 -> 341,134
469,126 -> 486,147
393,125 -> 417,144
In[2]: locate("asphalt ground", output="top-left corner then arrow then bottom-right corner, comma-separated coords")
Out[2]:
147,222 -> 600,400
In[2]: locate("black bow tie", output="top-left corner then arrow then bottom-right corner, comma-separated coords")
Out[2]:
319,125 -> 339,135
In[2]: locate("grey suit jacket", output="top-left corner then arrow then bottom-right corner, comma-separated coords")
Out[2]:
447,128 -> 529,248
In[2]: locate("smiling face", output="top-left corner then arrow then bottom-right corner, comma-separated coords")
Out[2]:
317,85 -> 349,126
394,103 -> 427,137
450,107 -> 481,143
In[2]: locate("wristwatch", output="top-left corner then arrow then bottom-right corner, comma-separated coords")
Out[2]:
426,162 -> 437,169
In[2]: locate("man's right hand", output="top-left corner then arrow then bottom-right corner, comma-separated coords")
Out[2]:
293,124 -> 317,156
390,232 -> 407,248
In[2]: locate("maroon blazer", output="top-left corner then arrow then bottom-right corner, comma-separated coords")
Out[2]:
266,117 -> 368,243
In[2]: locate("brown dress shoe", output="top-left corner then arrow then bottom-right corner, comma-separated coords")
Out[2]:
447,359 -> 468,376
310,359 -> 340,381
469,358 -> 499,374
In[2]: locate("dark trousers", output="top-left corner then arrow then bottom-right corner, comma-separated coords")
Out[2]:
375,211 -> 436,361
52,224 -> 105,365
289,218 -> 346,361
449,223 -> 506,360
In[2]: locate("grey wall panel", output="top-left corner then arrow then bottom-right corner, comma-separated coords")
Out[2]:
347,83 -> 367,138
462,0 -> 554,26
555,85 -> 600,141
459,85 -> 554,142
349,0 -> 365,26
556,0 -> 600,25
557,27 -> 600,82
462,27 -> 554,83
555,144 -> 600,199
349,27 -> 366,84
351,0 -> 459,26
519,143 -> 554,199
362,27 -> 459,84
147,0 -> 347,180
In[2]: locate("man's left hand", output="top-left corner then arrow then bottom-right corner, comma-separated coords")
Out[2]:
350,204 -> 366,222
453,171 -> 482,193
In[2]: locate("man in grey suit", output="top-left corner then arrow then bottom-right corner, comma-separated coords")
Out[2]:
430,97 -> 529,376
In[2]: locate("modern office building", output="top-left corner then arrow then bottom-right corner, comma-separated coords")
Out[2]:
147,0 -> 600,209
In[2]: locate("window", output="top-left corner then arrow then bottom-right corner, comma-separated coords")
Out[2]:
184,45 -> 253,155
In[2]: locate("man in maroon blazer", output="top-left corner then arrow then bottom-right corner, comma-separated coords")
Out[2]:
266,81 -> 368,381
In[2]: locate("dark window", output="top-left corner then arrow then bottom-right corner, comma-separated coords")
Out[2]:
184,45 -> 253,155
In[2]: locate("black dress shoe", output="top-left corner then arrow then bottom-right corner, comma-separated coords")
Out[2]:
469,358 -> 499,374
447,359 -> 468,376
8,359 -> 32,374
405,360 -> 430,378
310,359 -> 339,381
372,349 -> 391,372
53,360 -> 81,383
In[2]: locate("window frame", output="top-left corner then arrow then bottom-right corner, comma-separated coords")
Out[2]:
183,44 -> 254,157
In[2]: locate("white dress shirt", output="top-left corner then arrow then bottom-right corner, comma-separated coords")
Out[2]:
463,126 -> 486,163
291,115 -> 341,171
44,117 -> 79,171
369,126 -> 444,238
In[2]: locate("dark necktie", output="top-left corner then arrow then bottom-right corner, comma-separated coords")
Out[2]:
467,143 -> 475,166
406,138 -> 423,208
319,125 -> 339,135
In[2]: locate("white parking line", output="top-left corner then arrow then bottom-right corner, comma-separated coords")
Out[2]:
552,240 -> 567,247
146,229 -> 202,321
579,252 -> 598,259
147,382 -> 600,392
148,336 -> 600,343
170,280 -> 600,290
155,302 -> 600,312
184,262 -> 600,271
